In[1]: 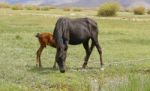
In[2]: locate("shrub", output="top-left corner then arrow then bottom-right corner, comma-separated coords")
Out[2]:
124,9 -> 132,12
63,8 -> 71,11
0,3 -> 10,8
41,6 -> 50,11
15,35 -> 22,40
49,7 -> 56,9
24,5 -> 39,10
147,10 -> 150,14
73,8 -> 82,12
97,3 -> 119,16
36,7 -> 41,10
11,4 -> 24,10
133,6 -> 145,15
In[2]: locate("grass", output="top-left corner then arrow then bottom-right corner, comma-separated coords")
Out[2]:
0,9 -> 150,91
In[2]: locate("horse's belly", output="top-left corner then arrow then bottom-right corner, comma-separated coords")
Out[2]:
68,29 -> 91,45
69,37 -> 89,45
69,39 -> 82,45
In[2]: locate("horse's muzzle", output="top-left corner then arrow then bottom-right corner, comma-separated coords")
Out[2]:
60,69 -> 65,73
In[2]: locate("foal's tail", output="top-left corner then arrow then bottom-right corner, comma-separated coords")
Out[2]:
35,33 -> 40,38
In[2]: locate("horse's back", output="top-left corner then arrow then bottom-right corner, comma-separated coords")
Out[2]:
70,18 -> 98,44
53,17 -> 99,45
56,17 -> 97,28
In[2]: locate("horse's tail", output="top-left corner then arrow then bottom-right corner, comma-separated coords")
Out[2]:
35,33 -> 40,38
86,18 -> 99,48
87,18 -> 98,32
86,18 -> 99,38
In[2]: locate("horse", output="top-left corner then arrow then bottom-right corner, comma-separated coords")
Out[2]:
35,32 -> 57,68
53,17 -> 104,73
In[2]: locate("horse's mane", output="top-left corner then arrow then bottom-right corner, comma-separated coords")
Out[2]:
53,17 -> 69,48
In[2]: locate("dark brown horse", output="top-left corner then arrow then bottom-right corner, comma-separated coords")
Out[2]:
53,17 -> 104,73
36,32 -> 57,68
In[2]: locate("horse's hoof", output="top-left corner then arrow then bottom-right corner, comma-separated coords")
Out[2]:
60,70 -> 65,73
100,67 -> 104,71
81,69 -> 87,72
82,65 -> 86,69
82,67 -> 86,69
36,64 -> 38,67
36,65 -> 42,68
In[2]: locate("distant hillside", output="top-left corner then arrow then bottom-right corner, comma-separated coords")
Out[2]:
61,0 -> 150,8
0,0 -> 79,5
0,0 -> 150,8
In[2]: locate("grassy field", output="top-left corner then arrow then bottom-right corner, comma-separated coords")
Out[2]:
0,8 -> 150,91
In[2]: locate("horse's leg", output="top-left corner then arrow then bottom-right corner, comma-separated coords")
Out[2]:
82,40 -> 95,68
92,36 -> 104,70
36,45 -> 44,67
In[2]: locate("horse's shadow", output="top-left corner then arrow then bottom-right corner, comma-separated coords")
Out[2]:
26,65 -> 101,74
27,66 -> 58,74
134,68 -> 150,74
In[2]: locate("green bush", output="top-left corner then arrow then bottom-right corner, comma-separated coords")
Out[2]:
97,3 -> 119,16
0,3 -> 10,8
49,7 -> 56,9
73,8 -> 82,12
24,5 -> 39,10
147,10 -> 150,14
133,6 -> 145,15
41,6 -> 50,11
124,9 -> 132,12
11,4 -> 24,10
63,8 -> 71,11
15,35 -> 22,40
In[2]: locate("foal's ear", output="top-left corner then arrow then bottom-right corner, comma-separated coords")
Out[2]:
35,33 -> 40,38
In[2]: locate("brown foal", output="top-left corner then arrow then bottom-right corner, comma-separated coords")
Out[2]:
35,32 -> 56,68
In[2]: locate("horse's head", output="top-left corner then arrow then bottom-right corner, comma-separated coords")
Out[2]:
57,58 -> 66,73
56,49 -> 66,73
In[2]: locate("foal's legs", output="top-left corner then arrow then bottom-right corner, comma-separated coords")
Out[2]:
82,40 -> 95,68
36,45 -> 44,67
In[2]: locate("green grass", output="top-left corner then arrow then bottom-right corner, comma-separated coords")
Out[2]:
0,9 -> 150,91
